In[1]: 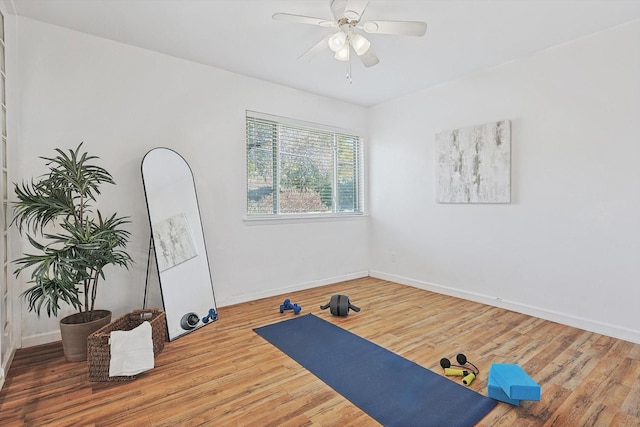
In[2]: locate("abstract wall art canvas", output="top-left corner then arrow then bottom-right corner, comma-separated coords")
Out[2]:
435,120 -> 511,203
153,213 -> 198,272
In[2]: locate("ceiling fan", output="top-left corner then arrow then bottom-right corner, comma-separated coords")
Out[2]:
273,0 -> 427,69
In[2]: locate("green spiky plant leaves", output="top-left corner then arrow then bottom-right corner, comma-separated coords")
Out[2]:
12,144 -> 133,322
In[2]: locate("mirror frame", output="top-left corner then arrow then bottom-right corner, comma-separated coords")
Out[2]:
141,147 -> 218,340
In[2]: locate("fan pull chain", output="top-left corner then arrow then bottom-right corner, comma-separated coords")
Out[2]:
346,49 -> 353,84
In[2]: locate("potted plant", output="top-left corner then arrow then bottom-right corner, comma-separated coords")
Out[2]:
12,144 -> 133,362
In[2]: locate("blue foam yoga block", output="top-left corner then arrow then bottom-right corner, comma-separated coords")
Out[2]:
490,363 -> 541,401
488,366 -> 520,405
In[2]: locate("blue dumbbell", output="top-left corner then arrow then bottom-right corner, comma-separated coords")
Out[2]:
202,308 -> 218,323
279,299 -> 301,314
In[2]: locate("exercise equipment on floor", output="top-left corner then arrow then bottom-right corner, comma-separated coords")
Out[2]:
202,308 -> 218,323
280,299 -> 302,314
180,312 -> 200,330
440,353 -> 479,385
320,294 -> 360,316
488,363 -> 541,405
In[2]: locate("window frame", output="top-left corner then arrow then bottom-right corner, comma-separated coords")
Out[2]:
245,111 -> 365,221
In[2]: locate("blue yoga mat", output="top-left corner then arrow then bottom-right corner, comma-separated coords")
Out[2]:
254,314 -> 497,427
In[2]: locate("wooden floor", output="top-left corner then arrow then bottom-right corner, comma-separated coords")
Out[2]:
1,277 -> 639,426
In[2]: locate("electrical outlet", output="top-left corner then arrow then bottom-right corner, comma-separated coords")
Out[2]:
391,251 -> 397,262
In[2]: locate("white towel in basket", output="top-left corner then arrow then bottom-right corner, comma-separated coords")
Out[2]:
109,320 -> 154,377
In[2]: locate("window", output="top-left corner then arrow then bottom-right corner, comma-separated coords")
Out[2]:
246,111 -> 363,217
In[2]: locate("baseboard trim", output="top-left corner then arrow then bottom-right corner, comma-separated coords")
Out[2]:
21,330 -> 61,349
370,270 -> 640,344
216,270 -> 370,307
21,270 -> 637,346
19,272 -> 370,347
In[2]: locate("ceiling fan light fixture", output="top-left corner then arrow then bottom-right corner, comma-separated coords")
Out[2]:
328,31 -> 347,52
334,45 -> 350,61
350,33 -> 371,56
273,0 -> 426,77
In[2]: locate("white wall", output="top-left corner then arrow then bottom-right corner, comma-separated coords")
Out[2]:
14,16 -> 640,347
368,20 -> 640,343
14,18 -> 369,346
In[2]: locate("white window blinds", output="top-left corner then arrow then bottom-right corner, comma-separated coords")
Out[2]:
246,111 -> 363,216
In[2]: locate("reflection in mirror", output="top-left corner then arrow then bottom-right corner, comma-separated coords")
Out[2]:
141,148 -> 218,340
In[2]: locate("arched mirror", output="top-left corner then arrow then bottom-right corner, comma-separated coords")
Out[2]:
141,148 -> 218,340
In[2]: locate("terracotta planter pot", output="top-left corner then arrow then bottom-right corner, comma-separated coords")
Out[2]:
59,310 -> 112,362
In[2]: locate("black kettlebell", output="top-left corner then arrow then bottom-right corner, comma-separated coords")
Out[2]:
180,312 -> 200,330
320,294 -> 361,316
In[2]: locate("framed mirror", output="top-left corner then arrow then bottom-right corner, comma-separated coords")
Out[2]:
141,148 -> 218,340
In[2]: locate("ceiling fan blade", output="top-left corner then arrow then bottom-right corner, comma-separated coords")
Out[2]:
344,0 -> 369,20
358,47 -> 379,68
272,13 -> 335,27
298,35 -> 331,63
361,20 -> 427,36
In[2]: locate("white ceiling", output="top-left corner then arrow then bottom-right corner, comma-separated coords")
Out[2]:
8,0 -> 640,106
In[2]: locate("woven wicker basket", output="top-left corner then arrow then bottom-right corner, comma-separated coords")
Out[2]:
88,308 -> 167,382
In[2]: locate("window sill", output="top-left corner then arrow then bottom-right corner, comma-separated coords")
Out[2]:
243,213 -> 368,225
